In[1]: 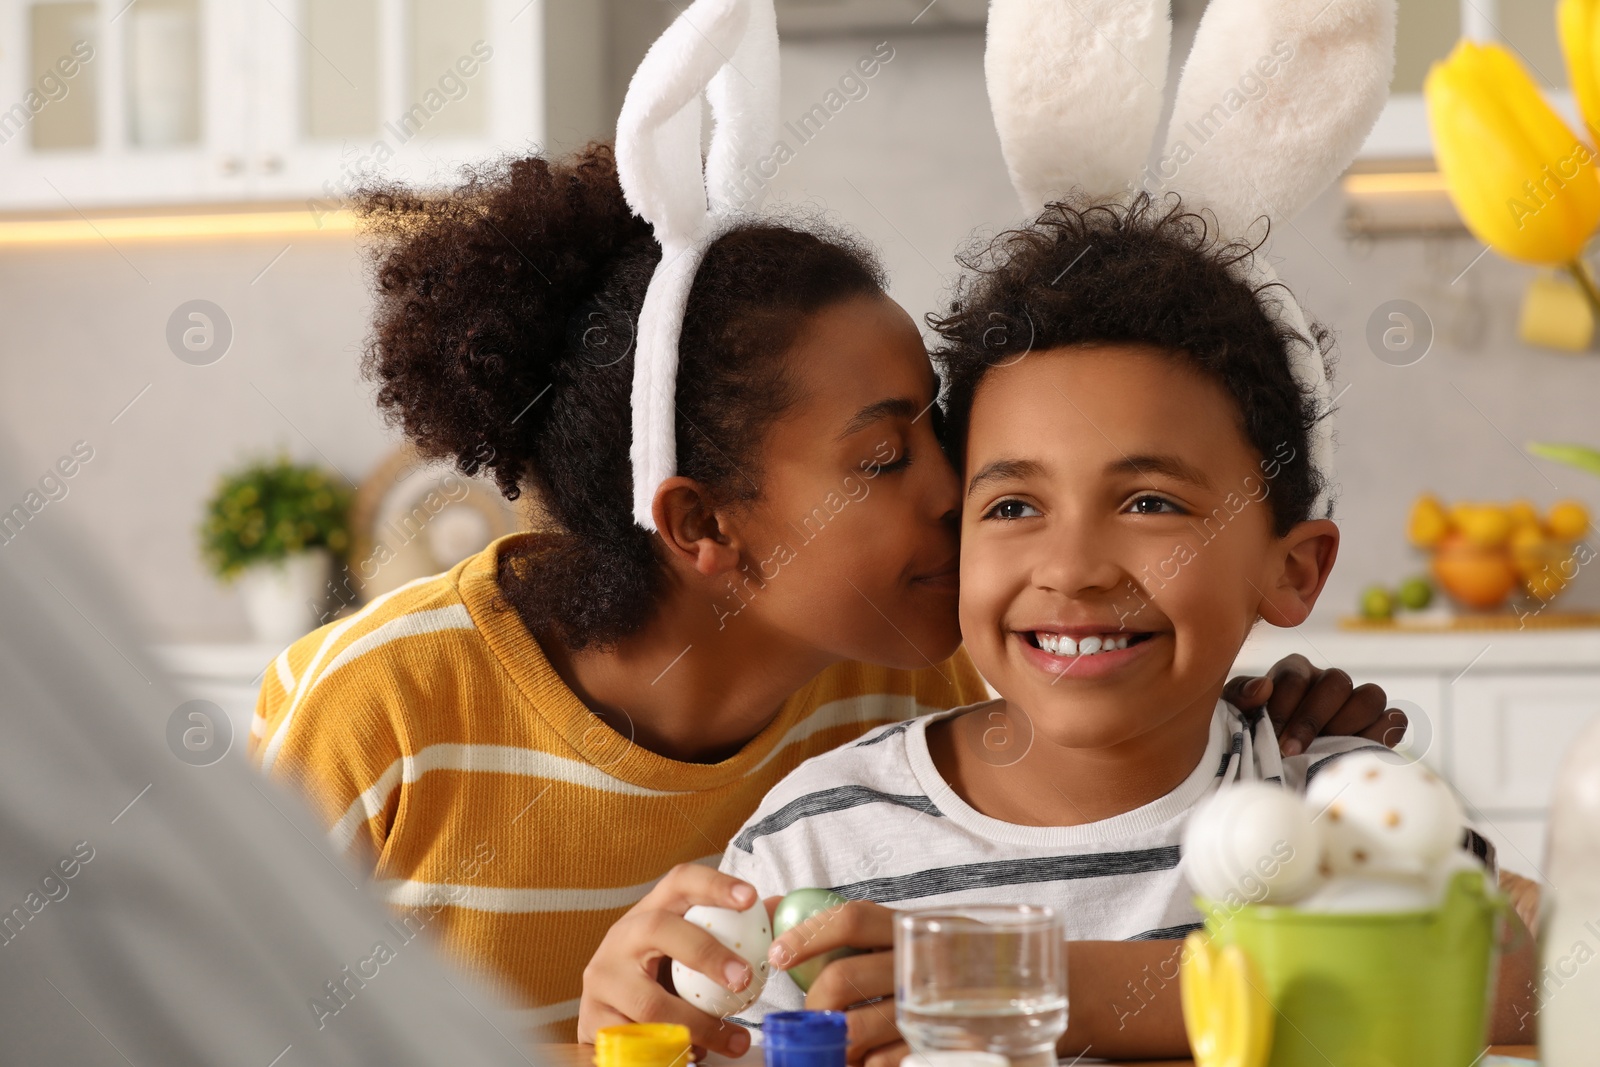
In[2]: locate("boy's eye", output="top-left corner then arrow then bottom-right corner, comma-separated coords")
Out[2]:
984,498 -> 1040,521
1127,494 -> 1183,515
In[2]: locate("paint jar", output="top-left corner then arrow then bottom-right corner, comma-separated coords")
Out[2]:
594,1023 -> 692,1067
763,1010 -> 848,1067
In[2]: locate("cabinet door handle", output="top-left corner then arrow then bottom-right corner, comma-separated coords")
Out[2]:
260,155 -> 284,174
219,156 -> 244,176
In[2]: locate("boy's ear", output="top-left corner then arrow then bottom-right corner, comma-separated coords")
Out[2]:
651,476 -> 743,578
1257,519 -> 1340,628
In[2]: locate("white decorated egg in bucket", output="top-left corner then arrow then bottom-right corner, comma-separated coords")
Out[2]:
1182,782 -> 1323,905
1307,752 -> 1465,879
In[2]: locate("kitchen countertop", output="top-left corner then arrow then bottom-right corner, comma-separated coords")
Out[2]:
1235,623 -> 1600,673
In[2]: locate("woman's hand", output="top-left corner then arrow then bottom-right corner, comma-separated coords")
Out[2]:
1225,653 -> 1407,758
1501,869 -> 1542,938
578,864 -> 760,1058
769,899 -> 904,1067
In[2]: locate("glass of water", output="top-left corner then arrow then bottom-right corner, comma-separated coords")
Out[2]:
895,905 -> 1067,1067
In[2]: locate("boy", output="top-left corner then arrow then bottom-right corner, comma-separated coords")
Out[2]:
717,196 -> 1530,1060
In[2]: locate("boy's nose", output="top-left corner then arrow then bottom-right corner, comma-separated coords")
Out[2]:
1030,522 -> 1127,597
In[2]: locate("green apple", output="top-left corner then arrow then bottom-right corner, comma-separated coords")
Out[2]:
1359,584 -> 1395,621
772,888 -> 863,993
1397,574 -> 1433,611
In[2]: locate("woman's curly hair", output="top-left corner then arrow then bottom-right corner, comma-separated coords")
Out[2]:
930,193 -> 1336,534
358,142 -> 885,650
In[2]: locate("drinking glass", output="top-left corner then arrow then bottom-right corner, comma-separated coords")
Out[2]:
895,904 -> 1068,1067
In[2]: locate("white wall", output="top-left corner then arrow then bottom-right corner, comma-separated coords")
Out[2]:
1,27 -> 1596,644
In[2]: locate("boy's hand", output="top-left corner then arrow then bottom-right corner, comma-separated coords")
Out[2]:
769,898 -> 905,1067
577,864 -> 760,1058
1226,654 -> 1407,758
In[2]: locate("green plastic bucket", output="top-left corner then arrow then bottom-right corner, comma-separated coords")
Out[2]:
1199,871 -> 1504,1067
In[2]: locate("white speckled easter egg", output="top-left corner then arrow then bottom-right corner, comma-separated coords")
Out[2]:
1294,874 -> 1436,913
1307,752 -> 1465,878
1181,782 -> 1323,905
670,902 -> 772,1018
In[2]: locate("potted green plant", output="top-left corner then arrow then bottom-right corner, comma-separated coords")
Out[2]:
201,456 -> 352,643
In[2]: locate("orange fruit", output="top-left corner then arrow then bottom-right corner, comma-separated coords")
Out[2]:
1408,495 -> 1450,547
1457,504 -> 1513,548
1525,564 -> 1571,602
1509,524 -> 1548,578
1549,500 -> 1591,540
1430,531 -> 1519,609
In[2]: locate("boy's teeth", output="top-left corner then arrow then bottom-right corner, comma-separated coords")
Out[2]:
1036,632 -> 1132,656
1040,634 -> 1078,655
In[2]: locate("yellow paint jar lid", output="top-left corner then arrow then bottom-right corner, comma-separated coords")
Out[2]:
594,1023 -> 693,1067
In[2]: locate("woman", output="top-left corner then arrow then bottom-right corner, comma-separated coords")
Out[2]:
250,144 -> 1400,1051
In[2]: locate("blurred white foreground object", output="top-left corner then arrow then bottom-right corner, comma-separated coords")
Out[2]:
1181,782 -> 1323,905
0,445 -> 528,1065
1542,712 -> 1600,1066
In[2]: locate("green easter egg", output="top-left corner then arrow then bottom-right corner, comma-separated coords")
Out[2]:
772,888 -> 861,993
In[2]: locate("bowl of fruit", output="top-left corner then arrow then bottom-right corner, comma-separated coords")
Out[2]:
1407,495 -> 1590,611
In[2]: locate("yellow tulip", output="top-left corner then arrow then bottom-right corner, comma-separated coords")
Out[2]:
1180,934 -> 1274,1067
1560,0 -> 1600,143
1426,41 -> 1600,264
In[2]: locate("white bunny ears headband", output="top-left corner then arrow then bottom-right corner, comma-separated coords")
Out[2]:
614,0 -> 779,530
985,0 -> 1398,520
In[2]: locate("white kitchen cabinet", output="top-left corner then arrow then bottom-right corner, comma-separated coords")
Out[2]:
0,0 -> 548,210
1343,670 -> 1448,773
1235,626 -> 1600,878
1451,674 -> 1600,811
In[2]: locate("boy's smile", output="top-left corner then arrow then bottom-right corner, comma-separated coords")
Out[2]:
1015,624 -> 1163,680
946,343 -> 1339,822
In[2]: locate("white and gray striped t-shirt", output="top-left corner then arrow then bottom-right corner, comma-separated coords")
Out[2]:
720,698 -> 1393,1025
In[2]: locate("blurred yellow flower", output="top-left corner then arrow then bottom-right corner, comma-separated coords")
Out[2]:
1426,40 -> 1600,264
1560,0 -> 1600,143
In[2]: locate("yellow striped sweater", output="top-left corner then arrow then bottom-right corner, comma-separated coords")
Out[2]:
250,533 -> 988,1040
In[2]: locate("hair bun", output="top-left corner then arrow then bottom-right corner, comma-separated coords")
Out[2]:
360,143 -> 653,499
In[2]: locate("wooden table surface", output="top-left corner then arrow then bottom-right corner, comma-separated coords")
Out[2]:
536,1044 -> 1540,1066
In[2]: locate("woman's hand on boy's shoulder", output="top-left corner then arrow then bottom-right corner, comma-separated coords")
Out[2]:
1225,653 -> 1406,758
769,898 -> 904,1067
577,864 -> 761,1058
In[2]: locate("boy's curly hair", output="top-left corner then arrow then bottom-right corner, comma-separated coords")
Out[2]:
930,194 -> 1336,534
357,142 -> 885,650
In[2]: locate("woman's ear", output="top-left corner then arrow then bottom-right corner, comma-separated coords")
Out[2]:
1257,518 -> 1340,627
651,476 -> 743,578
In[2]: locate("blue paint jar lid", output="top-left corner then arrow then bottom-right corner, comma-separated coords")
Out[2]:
762,1010 -> 848,1067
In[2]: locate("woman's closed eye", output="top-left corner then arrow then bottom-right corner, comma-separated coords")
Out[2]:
876,447 -> 913,474
983,498 -> 1040,521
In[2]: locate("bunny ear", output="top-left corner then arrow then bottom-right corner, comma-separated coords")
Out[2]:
1158,0 -> 1396,238
614,0 -> 775,529
615,0 -> 751,244
706,0 -> 780,213
986,0 -> 1171,214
